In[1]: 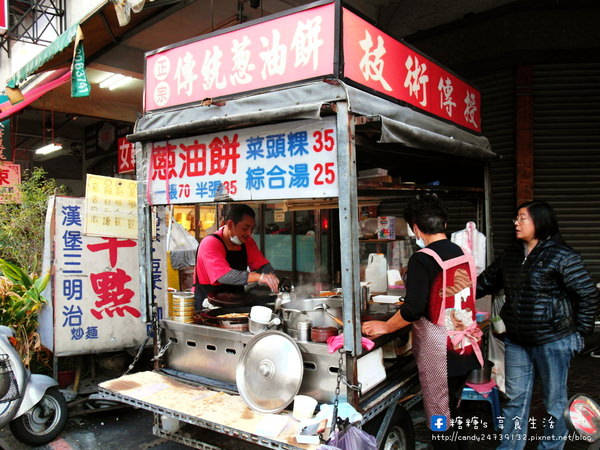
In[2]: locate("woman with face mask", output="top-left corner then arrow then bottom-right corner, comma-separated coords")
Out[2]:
362,195 -> 482,449
193,204 -> 279,308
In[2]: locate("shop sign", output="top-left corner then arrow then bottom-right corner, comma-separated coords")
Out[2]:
53,196 -> 148,355
84,174 -> 138,239
0,0 -> 7,33
143,2 -> 481,132
0,119 -> 10,161
342,9 -> 480,131
0,163 -> 21,203
144,3 -> 335,111
117,137 -> 135,174
147,117 -> 338,205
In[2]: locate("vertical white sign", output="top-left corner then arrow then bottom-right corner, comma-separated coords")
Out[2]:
54,197 -> 147,355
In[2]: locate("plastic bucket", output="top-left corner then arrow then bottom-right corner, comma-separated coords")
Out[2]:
365,253 -> 387,293
292,395 -> 318,420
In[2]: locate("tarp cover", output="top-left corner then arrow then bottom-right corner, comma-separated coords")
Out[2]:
129,80 -> 494,160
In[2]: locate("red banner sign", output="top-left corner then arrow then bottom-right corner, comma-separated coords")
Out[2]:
342,9 -> 480,131
117,137 -> 135,174
145,4 -> 335,112
144,2 -> 481,132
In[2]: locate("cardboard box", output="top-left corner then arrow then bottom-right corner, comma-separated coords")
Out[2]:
377,216 -> 396,240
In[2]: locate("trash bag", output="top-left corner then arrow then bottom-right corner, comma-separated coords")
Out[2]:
323,426 -> 377,450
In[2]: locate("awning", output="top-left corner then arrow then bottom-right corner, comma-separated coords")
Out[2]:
5,0 -> 172,90
129,80 -> 495,160
0,69 -> 71,121
6,25 -> 79,89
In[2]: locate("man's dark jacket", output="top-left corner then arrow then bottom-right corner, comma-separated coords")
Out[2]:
477,235 -> 599,345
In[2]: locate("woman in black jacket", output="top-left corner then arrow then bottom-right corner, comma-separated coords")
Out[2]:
477,200 -> 599,449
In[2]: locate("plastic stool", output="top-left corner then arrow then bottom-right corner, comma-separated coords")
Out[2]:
461,385 -> 501,430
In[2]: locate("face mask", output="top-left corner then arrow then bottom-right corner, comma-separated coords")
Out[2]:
230,234 -> 243,246
415,237 -> 426,248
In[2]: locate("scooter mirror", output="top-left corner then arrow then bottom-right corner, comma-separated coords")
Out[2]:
563,393 -> 600,443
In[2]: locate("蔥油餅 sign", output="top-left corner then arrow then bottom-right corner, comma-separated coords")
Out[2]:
143,1 -> 481,132
147,117 -> 338,205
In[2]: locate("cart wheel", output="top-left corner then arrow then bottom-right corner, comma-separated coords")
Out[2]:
364,406 -> 415,450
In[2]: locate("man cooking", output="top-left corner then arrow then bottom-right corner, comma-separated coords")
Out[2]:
193,204 -> 279,309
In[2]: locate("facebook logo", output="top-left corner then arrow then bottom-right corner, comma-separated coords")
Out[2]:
431,415 -> 447,432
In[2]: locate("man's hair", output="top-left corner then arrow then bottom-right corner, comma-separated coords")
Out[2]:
516,200 -> 559,240
403,194 -> 448,234
225,204 -> 255,224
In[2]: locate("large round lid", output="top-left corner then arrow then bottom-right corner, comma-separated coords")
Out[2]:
236,330 -> 303,414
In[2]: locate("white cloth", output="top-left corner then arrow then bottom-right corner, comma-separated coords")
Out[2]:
451,221 -> 487,275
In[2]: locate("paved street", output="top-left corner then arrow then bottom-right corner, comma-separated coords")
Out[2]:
1,330 -> 598,450
0,406 -> 188,450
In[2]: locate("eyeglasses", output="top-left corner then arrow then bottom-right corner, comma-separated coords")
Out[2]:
513,216 -> 531,224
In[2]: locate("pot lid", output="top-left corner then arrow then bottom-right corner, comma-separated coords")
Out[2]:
236,330 -> 303,414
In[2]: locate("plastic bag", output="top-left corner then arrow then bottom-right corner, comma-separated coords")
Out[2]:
488,330 -> 506,393
488,293 -> 506,393
323,426 -> 377,450
490,293 -> 506,336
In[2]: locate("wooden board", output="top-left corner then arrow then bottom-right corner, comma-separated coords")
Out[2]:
100,371 -> 318,449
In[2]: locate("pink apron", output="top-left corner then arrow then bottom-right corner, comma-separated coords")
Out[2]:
412,249 -> 483,427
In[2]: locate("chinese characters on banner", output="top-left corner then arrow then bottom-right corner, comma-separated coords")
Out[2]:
148,117 -> 338,205
144,2 -> 481,132
84,174 -> 138,239
145,4 -> 335,111
342,8 -> 481,131
117,137 -> 135,174
53,197 -> 149,355
0,163 -> 21,204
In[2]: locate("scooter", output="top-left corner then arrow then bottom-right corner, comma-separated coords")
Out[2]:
0,325 -> 68,445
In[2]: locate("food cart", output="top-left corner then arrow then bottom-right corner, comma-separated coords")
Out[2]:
98,1 -> 495,448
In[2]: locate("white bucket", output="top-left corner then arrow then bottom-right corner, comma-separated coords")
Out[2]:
365,253 -> 388,293
292,395 -> 318,420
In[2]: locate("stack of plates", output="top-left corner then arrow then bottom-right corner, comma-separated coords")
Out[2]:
171,292 -> 195,323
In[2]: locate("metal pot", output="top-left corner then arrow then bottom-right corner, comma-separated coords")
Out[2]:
281,298 -> 342,329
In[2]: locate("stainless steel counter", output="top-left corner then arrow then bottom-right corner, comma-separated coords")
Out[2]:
162,320 -> 348,403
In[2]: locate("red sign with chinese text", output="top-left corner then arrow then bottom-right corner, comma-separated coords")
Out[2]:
117,137 -> 135,174
342,9 -> 481,131
0,163 -> 21,203
145,3 -> 335,111
143,2 -> 481,132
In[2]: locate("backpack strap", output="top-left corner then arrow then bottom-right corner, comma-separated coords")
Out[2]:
418,247 -> 477,326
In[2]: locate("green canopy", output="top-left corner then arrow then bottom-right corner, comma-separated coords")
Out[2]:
6,22 -> 79,89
